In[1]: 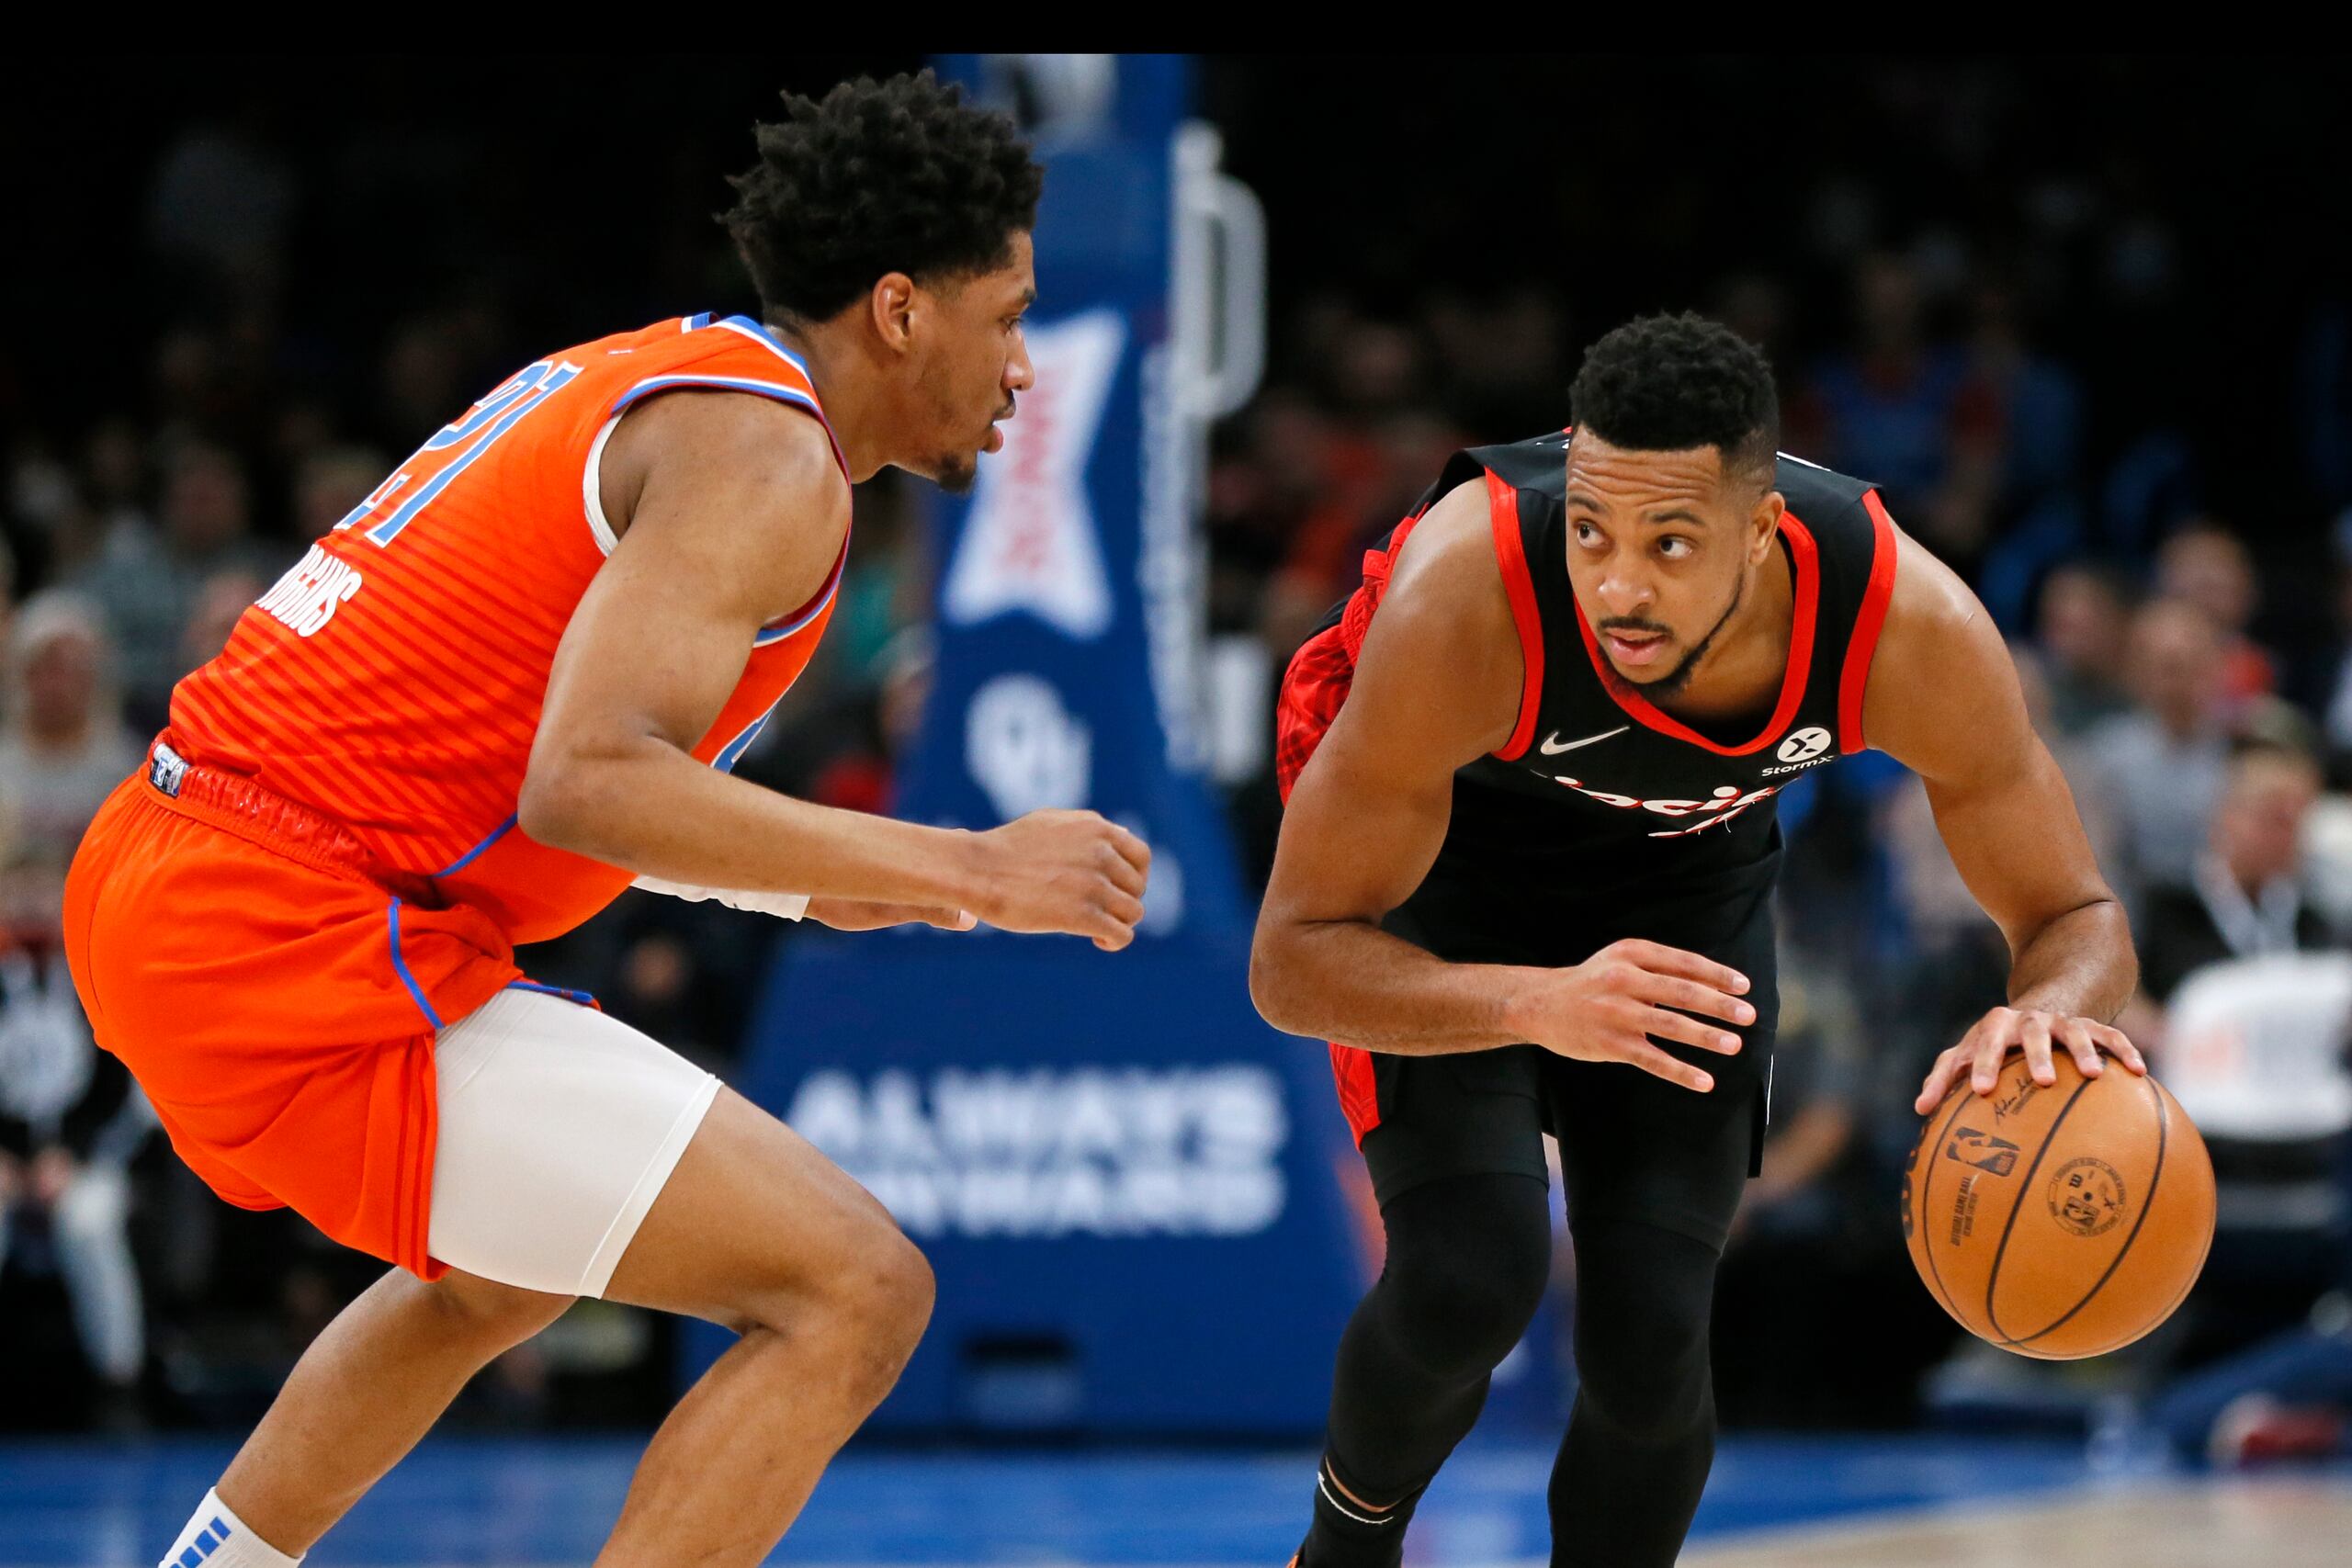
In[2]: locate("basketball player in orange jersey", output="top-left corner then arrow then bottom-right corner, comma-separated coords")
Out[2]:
1253,316 -> 2147,1567
65,73 -> 1148,1568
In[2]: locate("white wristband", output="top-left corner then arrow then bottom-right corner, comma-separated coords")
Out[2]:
631,875 -> 808,920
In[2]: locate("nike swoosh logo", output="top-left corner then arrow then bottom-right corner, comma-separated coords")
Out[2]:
1539,726 -> 1629,755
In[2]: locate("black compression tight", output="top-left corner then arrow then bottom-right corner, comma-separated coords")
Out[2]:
1305,1174 -> 1724,1568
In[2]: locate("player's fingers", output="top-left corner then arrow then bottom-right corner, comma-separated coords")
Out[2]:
1636,973 -> 1757,1027
1916,1045 -> 1967,1113
1638,1007 -> 1744,1055
1105,822 -> 1153,879
1967,1021 -> 2011,1095
1616,940 -> 1750,998
1101,886 -> 1146,930
2053,1015 -> 2106,1079
1086,888 -> 1142,951
2018,1012 -> 2057,1088
1098,837 -> 1148,897
1618,1038 -> 1715,1093
2089,1021 -> 2147,1074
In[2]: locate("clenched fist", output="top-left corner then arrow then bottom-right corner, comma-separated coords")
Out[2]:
967,810 -> 1152,951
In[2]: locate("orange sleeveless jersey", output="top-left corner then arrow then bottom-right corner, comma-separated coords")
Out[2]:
169,313 -> 850,944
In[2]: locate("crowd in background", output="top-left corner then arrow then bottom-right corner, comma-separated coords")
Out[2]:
4,57 -> 2350,1453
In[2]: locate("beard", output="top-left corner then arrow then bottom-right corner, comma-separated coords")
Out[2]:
933,451 -> 979,494
1600,567 -> 1747,701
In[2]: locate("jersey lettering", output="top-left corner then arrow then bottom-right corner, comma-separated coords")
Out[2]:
254,544 -> 365,637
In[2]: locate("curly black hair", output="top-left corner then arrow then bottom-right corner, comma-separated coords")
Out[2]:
723,71 -> 1043,325
1569,312 -> 1780,479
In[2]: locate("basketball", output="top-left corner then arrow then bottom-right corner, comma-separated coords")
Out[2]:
1903,1054 -> 2217,1360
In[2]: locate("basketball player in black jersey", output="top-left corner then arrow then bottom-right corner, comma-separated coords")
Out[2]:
1252,314 -> 2147,1568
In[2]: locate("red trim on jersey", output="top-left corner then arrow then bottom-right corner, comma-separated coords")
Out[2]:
1486,469 -> 1546,761
1330,1043 -> 1382,1145
1571,513 -> 1821,757
1837,490 -> 1901,752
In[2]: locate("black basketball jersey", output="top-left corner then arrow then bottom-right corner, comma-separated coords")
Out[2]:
1439,429 -> 1894,898
1281,429 -> 1898,952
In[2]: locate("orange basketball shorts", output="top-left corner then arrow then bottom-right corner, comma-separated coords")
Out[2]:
62,752 -> 521,1280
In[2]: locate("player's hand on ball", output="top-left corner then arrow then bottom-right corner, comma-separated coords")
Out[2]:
1912,1006 -> 2147,1115
1502,938 -> 1752,1092
805,897 -> 978,932
968,809 -> 1151,951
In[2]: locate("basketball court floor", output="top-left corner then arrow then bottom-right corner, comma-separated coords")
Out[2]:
4,1433 -> 2346,1565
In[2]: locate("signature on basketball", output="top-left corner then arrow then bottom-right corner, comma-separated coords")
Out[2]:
1991,1077 -> 2046,1123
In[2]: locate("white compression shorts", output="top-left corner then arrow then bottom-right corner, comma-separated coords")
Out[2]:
425,986 -> 720,1297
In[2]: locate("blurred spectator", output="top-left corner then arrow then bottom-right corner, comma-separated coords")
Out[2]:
2031,560 -> 2135,738
1795,254 -> 1975,555
2156,520 -> 2278,709
290,446 -> 388,540
181,569 -> 267,673
0,916 -> 153,1421
2138,745 -> 2337,1007
2084,599 -> 2233,912
0,592 -> 141,873
68,442 -> 281,729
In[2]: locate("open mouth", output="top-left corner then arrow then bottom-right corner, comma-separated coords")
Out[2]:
1602,629 -> 1669,668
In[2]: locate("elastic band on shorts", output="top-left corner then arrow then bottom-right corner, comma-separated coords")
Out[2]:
579,1073 -> 722,1297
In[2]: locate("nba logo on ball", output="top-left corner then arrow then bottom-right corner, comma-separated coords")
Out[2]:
1903,1055 -> 2216,1359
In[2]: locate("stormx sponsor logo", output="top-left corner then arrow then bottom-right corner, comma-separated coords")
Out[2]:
786,1065 -> 1287,1238
1760,726 -> 1837,776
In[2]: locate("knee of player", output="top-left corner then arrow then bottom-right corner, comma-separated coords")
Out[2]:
787,1228 -> 933,1393
425,1270 -> 576,1354
1388,1247 -> 1549,1374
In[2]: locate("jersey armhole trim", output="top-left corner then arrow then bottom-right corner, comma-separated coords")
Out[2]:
1485,468 -> 1546,761
582,414 -> 623,556
1837,489 -> 1901,753
579,377 -> 851,558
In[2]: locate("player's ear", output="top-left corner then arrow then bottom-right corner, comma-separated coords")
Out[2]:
1748,489 -> 1785,564
868,272 -> 919,355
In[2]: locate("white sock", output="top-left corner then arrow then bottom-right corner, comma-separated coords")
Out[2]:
158,1489 -> 303,1568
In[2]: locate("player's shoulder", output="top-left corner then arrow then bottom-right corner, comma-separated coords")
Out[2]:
1771,449 -> 1876,517
1464,427 -> 1574,496
600,384 -> 847,554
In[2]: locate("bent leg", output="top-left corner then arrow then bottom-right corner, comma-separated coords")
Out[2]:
592,1088 -> 933,1568
217,1266 -> 574,1552
1545,1220 -> 1726,1567
1306,1171 -> 1553,1568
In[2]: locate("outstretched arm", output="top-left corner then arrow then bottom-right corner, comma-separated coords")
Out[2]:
1250,485 -> 1751,1089
520,391 -> 1148,949
1861,525 -> 2145,1111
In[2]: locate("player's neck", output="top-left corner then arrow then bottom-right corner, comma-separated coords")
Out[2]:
1648,540 -> 1797,724
763,319 -> 891,482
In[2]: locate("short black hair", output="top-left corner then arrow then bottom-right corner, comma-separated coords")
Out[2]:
723,71 -> 1043,325
1569,312 -> 1780,479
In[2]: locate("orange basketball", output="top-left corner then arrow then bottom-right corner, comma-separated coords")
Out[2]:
1902,1053 -> 2215,1360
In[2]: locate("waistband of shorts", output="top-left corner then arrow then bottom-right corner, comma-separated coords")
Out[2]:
141,733 -> 425,895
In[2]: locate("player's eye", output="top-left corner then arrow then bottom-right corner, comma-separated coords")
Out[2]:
1657,536 -> 1693,559
1573,522 -> 1603,547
